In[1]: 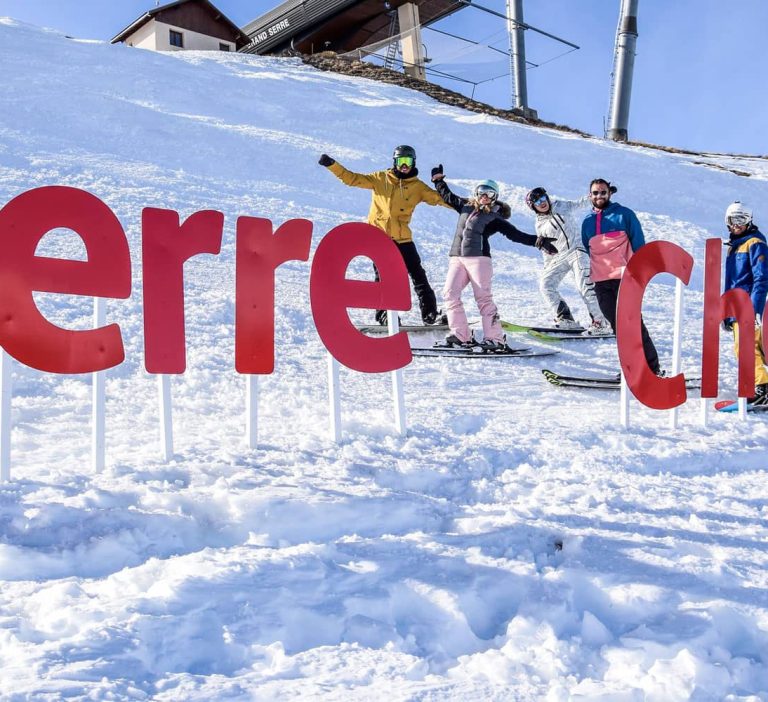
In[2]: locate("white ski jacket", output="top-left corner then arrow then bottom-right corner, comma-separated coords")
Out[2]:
534,195 -> 591,265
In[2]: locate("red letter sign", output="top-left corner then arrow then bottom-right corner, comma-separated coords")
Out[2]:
235,217 -> 312,374
701,238 -> 755,398
617,241 -> 693,409
0,186 -> 130,373
310,223 -> 411,372
142,208 -> 224,373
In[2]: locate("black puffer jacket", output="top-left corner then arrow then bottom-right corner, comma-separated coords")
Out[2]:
436,179 -> 537,257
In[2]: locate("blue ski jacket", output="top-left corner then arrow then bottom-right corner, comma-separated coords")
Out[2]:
581,201 -> 645,282
724,225 -> 768,316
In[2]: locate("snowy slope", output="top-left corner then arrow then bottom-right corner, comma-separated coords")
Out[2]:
1,17 -> 768,701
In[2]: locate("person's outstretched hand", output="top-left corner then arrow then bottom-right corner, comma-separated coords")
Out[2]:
535,236 -> 558,255
431,164 -> 444,182
318,154 -> 335,167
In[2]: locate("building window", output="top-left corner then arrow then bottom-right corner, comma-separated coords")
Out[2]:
169,30 -> 183,48
219,43 -> 231,51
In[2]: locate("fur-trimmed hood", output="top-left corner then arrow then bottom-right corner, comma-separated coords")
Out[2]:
471,199 -> 511,219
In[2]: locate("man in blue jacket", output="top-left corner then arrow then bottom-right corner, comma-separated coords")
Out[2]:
723,201 -> 768,405
581,178 -> 661,375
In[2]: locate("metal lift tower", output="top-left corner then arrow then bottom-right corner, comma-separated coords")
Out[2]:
606,0 -> 639,141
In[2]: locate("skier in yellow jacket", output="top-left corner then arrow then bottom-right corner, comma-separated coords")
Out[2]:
319,145 -> 450,325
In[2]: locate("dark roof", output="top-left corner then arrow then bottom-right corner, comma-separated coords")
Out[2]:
240,0 -> 462,55
111,0 -> 248,47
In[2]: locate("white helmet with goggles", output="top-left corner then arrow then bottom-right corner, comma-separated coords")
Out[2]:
474,179 -> 499,202
725,201 -> 752,228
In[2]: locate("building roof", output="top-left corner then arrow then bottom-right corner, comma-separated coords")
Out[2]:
111,0 -> 249,47
240,0 -> 462,56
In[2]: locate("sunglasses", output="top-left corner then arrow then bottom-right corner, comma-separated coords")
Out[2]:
395,156 -> 414,168
533,195 -> 548,207
591,190 -> 609,196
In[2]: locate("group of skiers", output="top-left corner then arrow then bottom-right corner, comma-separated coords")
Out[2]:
318,145 -> 768,406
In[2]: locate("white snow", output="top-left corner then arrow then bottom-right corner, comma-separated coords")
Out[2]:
1,17 -> 768,701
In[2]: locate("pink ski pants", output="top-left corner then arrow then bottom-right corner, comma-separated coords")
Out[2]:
442,256 -> 503,343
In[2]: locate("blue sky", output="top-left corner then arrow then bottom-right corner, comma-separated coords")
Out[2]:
1,0 -> 766,155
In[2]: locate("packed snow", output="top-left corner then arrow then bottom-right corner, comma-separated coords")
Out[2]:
1,17 -> 767,701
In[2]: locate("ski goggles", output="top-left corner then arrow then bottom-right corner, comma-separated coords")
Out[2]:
533,195 -> 548,207
395,156 -> 414,168
727,214 -> 750,227
475,186 -> 498,200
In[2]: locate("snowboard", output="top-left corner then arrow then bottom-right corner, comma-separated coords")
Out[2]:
528,329 -> 615,342
714,399 -> 768,413
501,320 -> 586,335
542,369 -> 702,390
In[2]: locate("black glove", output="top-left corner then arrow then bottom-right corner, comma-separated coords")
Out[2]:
431,164 -> 444,182
535,236 -> 558,255
722,318 -> 734,332
318,154 -> 335,167
609,184 -> 618,194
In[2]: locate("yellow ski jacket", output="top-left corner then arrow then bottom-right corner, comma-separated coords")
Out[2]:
327,162 -> 450,243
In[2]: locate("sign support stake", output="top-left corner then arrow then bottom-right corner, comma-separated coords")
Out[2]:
328,353 -> 341,442
246,375 -> 258,449
159,375 -> 173,461
388,311 -> 407,435
0,350 -> 11,483
92,298 -> 106,472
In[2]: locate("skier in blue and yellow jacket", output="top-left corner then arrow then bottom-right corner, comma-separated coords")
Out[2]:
722,201 -> 768,405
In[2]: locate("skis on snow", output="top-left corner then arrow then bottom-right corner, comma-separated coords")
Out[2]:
412,345 -> 559,359
357,323 -> 449,334
542,369 -> 702,390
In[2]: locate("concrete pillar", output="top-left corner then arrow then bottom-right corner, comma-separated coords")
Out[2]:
398,3 -> 425,81
607,0 -> 639,142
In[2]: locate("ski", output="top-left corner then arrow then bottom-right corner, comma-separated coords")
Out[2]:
528,329 -> 615,342
714,399 -> 768,413
542,369 -> 702,390
501,320 -> 585,335
357,323 -> 449,334
412,346 -> 559,359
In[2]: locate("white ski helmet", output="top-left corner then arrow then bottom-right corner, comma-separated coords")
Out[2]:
725,201 -> 752,228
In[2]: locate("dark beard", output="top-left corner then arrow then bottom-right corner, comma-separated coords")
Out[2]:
594,200 -> 610,210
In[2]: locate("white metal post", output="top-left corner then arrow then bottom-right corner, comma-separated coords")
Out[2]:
669,279 -> 684,429
158,374 -> 173,461
738,396 -> 748,421
620,371 -> 629,428
388,311 -> 407,435
246,375 -> 258,449
0,350 -> 11,482
92,298 -> 106,472
328,352 -> 342,442
700,398 -> 708,428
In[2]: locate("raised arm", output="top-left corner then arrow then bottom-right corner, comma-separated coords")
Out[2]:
553,194 -> 591,216
433,177 -> 467,213
318,154 -> 378,190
